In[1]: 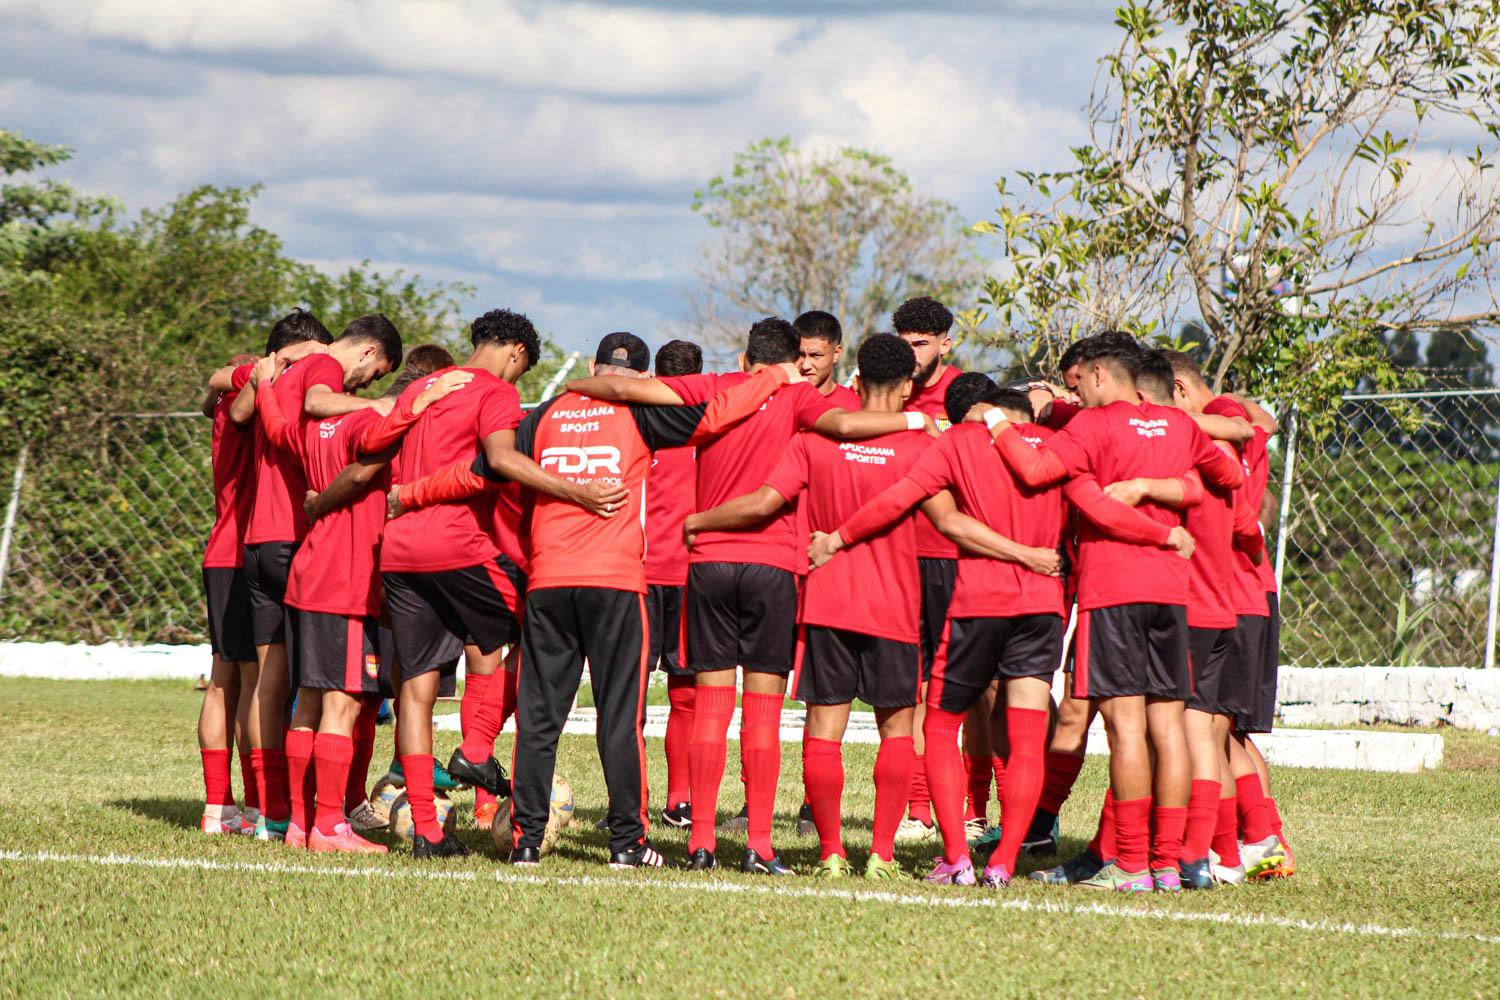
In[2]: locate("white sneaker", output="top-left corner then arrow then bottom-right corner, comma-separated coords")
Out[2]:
1209,849 -> 1246,885
1241,836 -> 1287,879
963,817 -> 987,842
894,817 -> 937,843
347,800 -> 385,832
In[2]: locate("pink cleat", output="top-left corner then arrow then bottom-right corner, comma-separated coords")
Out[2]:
308,822 -> 389,855
924,856 -> 977,886
284,823 -> 308,849
981,864 -> 1012,889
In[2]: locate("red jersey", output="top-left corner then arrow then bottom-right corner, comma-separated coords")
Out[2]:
380,368 -> 523,573
767,431 -> 925,644
203,364 -> 257,569
1182,455 -> 1238,630
244,354 -> 344,546
905,365 -> 961,561
905,423 -> 1066,619
1205,396 -> 1275,613
488,484 -> 532,574
1043,399 -> 1235,611
824,382 -> 861,409
644,446 -> 695,587
662,372 -> 838,573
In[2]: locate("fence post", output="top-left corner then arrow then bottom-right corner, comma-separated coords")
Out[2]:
1272,408 -> 1297,596
0,443 -> 29,601
540,351 -> 581,400
1485,467 -> 1500,669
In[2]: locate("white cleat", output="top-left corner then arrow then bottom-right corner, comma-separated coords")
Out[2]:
894,817 -> 938,843
1209,848 -> 1246,885
963,817 -> 987,842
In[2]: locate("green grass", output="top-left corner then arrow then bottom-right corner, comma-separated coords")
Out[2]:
2,679 -> 1499,998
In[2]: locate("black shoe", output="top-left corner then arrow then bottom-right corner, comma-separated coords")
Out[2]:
510,846 -> 541,866
1022,810 -> 1060,856
742,849 -> 796,876
594,817 -> 611,832
796,801 -> 817,837
715,803 -> 749,835
660,803 -> 691,828
446,748 -> 510,797
412,833 -> 470,859
678,847 -> 717,871
610,841 -> 667,869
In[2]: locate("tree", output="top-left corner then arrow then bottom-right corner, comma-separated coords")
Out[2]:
974,1 -> 1500,433
688,137 -> 986,361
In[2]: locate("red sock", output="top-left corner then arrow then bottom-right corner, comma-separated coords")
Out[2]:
1087,789 -> 1116,860
345,701 -> 378,810
740,692 -> 784,858
313,733 -> 354,835
965,753 -> 989,822
801,736 -> 844,859
871,735 -> 914,862
687,685 -> 735,853
498,667 -> 518,729
1150,805 -> 1187,872
991,755 -> 1006,805
400,753 -> 443,842
989,707 -> 1046,873
908,754 -> 932,824
263,748 -> 290,822
459,672 -> 502,764
1235,774 -> 1273,843
1212,796 -> 1241,866
284,730 -> 316,833
250,749 -> 271,818
1182,779 -> 1220,862
239,750 -> 259,812
664,675 -> 695,807
200,749 -> 233,807
1039,751 -> 1085,814
1266,795 -> 1288,847
1112,796 -> 1152,873
921,708 -> 968,864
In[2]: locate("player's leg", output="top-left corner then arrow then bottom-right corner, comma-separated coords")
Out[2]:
868,702 -> 916,878
1139,605 -> 1191,890
734,564 -> 799,875
797,627 -> 855,874
921,618 -> 985,885
683,563 -> 743,867
962,689 -> 995,835
1182,628 -> 1233,888
344,696 -> 382,830
1085,694 -> 1152,891
235,658 -> 260,832
446,557 -> 525,796
245,542 -> 296,839
1210,715 -> 1244,883
1031,605 -> 1089,854
651,585 -> 693,825
200,565 -> 254,833
196,653 -> 241,834
306,616 -> 386,853
284,683 -> 321,850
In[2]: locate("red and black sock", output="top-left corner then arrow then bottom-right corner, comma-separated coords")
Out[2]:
1235,773 -> 1273,843
740,692 -> 784,859
989,707 -> 1046,873
1211,796 -> 1241,867
908,754 -> 932,825
200,748 -> 233,808
313,733 -> 354,836
239,749 -> 259,813
801,736 -> 844,860
686,685 -> 735,854
345,700 -> 378,811
1087,789 -> 1116,861
664,675 -> 695,807
871,735 -> 914,862
399,752 -> 444,842
1112,795 -> 1152,874
1182,779 -> 1220,863
284,729 -> 316,833
922,707 -> 968,864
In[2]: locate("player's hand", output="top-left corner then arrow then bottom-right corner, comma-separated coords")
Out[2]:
277,340 -> 329,363
917,412 -> 941,437
386,489 -> 407,521
1103,478 -> 1149,507
777,362 -> 808,384
303,490 -> 321,524
1167,525 -> 1195,560
1021,546 -> 1062,577
807,530 -> 843,569
575,480 -> 630,518
413,369 -> 474,413
682,514 -> 700,549
251,354 -> 278,387
963,402 -> 993,424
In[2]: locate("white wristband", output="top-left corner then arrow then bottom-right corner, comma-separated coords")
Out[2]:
983,408 -> 1005,430
905,411 -> 925,431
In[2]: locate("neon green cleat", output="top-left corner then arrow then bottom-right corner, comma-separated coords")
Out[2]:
813,854 -> 853,878
863,855 -> 910,880
1078,862 -> 1154,893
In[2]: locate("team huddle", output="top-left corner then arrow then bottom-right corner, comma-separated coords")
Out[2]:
194,295 -> 1296,890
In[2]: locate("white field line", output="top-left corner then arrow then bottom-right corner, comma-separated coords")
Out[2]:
3,849 -> 1496,948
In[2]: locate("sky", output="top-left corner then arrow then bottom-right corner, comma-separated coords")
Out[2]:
0,0 -> 1121,353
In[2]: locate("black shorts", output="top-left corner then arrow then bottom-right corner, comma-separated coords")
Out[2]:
1073,603 -> 1189,700
930,614 -> 1064,714
202,567 -> 255,663
793,626 -> 920,709
243,541 -> 296,646
1236,592 -> 1280,734
685,562 -> 797,675
1221,614 -> 1267,722
1187,626 -> 1234,715
286,608 -> 382,695
374,626 -> 459,698
918,558 -> 957,681
382,556 -> 525,678
646,584 -> 688,676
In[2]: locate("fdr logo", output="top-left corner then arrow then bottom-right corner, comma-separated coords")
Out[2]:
540,445 -> 622,476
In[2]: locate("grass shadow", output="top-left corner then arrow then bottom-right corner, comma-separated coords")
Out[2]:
111,797 -> 203,832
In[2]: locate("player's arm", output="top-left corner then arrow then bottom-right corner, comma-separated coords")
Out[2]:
1101,471 -> 1205,509
253,357 -> 297,452
1063,475 -> 1195,559
1228,394 -> 1279,435
1191,411 -> 1252,444
919,490 -> 1061,576
478,424 -> 627,517
304,445 -> 399,523
684,365 -> 802,444
982,411 -> 1068,487
682,486 -> 789,547
304,382 -> 378,419
1190,425 -> 1245,491
1232,488 -> 1266,564
387,456 -> 495,519
355,370 -> 474,456
813,407 -> 935,439
564,375 -> 687,406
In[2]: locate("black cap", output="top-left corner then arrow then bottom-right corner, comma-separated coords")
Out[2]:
594,331 -> 650,372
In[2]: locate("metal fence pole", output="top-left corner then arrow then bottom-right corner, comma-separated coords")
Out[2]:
541,351 -> 581,399
0,444 -> 29,601
1272,409 -> 1297,596
1484,468 -> 1500,669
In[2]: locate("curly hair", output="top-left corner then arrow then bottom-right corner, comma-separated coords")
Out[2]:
892,296 -> 954,335
854,333 -> 916,388
470,308 -> 540,367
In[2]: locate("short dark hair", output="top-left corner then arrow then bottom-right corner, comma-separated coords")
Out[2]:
339,313 -> 403,370
854,334 -> 916,389
266,308 -> 331,354
594,331 -> 650,373
892,296 -> 954,335
1160,349 -> 1206,387
655,339 -> 703,377
794,310 -> 843,345
1058,335 -> 1096,373
471,308 -> 540,368
388,344 -> 455,396
945,372 -> 998,425
745,317 -> 799,366
1132,348 -> 1175,403
1076,330 -> 1140,383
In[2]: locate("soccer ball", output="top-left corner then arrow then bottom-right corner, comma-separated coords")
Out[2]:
388,791 -> 457,842
369,775 -> 404,827
488,774 -> 574,856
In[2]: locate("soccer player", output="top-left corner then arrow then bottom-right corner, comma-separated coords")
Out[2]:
566,317 -> 933,874
794,310 -> 860,408
984,332 -> 1243,892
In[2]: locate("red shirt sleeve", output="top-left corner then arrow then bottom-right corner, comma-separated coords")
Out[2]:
1202,395 -> 1248,420
397,458 -> 494,511
302,354 -> 345,408
476,381 -> 524,439
1063,475 -> 1173,546
231,364 -> 253,391
1045,399 -> 1081,429
658,373 -> 718,406
840,478 -> 928,545
763,433 -> 810,503
994,424 -> 1070,487
792,383 -> 840,431
255,382 -> 296,452
1233,490 -> 1265,558
1177,470 -> 1204,508
904,435 -> 957,499
1189,422 -> 1244,490
688,366 -> 791,445
357,391 -> 422,455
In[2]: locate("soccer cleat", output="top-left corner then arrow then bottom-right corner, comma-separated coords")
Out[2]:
1243,836 -> 1288,880
253,815 -> 288,842
1029,849 -> 1107,885
659,803 -> 691,828
678,847 -> 717,871
1263,839 -> 1297,878
200,806 -> 242,836
236,807 -> 260,835
863,855 -> 909,880
347,800 -> 385,832
981,864 -> 1012,890
924,857 -> 977,886
284,823 -> 308,849
472,801 -> 500,831
1022,813 -> 1061,856
412,833 -> 470,860
309,822 -> 388,855
593,817 -> 611,832
609,842 -> 667,869
1209,849 -> 1246,885
742,849 -> 796,876
446,748 -> 510,798
385,759 -> 460,792
894,817 -> 937,843
797,802 -> 817,838
963,816 -> 987,843
509,846 -> 541,866
1152,867 -> 1182,892
968,822 -> 1003,855
716,803 -> 750,835
812,855 -> 852,878
1179,858 -> 1214,890
1078,862 -> 1153,893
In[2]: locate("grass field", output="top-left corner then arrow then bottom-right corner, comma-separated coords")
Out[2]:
3,679 -> 1498,998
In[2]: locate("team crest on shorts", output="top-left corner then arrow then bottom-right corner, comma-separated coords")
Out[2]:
364,653 -> 380,679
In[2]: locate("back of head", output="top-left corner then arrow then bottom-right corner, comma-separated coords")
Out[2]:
1160,349 -> 1207,389
339,313 -> 403,369
855,333 -> 916,390
1076,329 -> 1141,385
388,344 -> 456,396
1132,348 -> 1176,405
1058,334 -> 1097,375
593,331 -> 651,376
655,339 -> 703,377
892,296 -> 954,335
471,308 -> 540,368
793,310 -> 843,345
745,317 -> 799,366
945,372 -> 1004,425
266,308 -> 332,354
